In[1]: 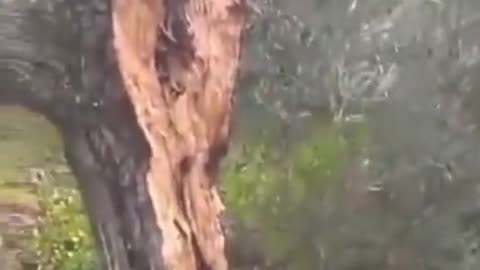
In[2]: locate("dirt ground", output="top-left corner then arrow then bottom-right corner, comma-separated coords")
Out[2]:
0,197 -> 39,269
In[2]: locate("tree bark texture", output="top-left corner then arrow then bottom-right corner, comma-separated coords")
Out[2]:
111,0 -> 245,269
0,0 -> 245,269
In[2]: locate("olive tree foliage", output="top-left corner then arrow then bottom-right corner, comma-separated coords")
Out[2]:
242,0 -> 479,120
231,0 -> 480,269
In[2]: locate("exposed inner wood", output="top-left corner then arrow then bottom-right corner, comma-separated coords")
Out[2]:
111,0 -> 245,269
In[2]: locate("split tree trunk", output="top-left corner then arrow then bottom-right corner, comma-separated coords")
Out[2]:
0,0 -> 245,269
110,0 -> 245,269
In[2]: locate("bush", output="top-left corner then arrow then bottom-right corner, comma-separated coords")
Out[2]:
32,179 -> 95,270
222,122 -> 370,268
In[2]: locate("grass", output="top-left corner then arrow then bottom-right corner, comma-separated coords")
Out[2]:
0,104 -> 63,218
0,106 -> 63,184
0,187 -> 39,211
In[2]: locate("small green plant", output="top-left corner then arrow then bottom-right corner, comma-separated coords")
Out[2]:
32,179 -> 95,270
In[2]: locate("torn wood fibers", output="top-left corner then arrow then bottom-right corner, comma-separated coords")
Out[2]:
111,0 -> 245,269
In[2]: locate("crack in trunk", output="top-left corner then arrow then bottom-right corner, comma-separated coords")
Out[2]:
111,0 -> 245,269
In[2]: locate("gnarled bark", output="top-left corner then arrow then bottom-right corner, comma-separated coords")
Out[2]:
112,0 -> 245,269
0,0 -> 245,269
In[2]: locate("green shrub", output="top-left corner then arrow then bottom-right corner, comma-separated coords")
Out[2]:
32,180 -> 95,270
222,122 -> 370,267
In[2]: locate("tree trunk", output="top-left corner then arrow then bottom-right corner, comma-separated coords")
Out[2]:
110,0 -> 245,269
0,0 -> 245,269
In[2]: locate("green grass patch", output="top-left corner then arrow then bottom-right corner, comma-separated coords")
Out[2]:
0,106 -> 63,183
0,187 -> 39,210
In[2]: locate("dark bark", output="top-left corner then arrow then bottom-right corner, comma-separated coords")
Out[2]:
60,106 -> 165,270
0,0 -> 246,270
1,1 -> 166,269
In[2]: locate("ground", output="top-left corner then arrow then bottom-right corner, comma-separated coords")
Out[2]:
0,106 -> 63,269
